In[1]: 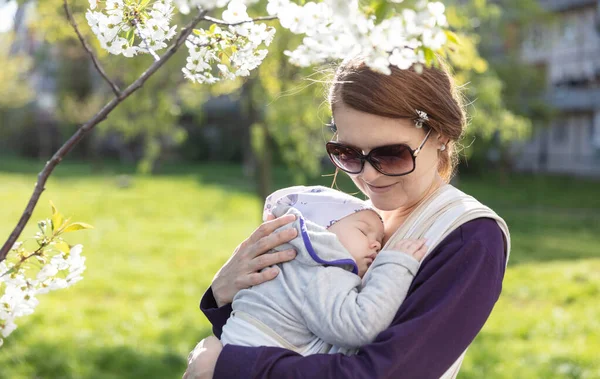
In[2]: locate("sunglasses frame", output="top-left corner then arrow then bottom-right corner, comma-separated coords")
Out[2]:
326,129 -> 433,177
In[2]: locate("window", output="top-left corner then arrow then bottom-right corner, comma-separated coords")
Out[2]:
592,117 -> 600,149
553,122 -> 568,143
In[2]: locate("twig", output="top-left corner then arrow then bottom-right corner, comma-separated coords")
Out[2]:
133,19 -> 161,62
202,15 -> 277,26
63,0 -> 122,98
0,7 -> 209,262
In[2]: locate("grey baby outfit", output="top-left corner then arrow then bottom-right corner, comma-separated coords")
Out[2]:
220,186 -> 420,355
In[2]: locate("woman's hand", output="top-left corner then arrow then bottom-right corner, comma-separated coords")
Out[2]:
212,213 -> 298,307
183,336 -> 223,379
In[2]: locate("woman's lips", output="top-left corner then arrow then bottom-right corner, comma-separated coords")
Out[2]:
365,181 -> 397,194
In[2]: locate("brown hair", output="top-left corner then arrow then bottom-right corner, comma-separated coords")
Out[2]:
328,56 -> 466,182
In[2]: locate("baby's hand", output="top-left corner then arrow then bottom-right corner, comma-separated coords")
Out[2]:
391,239 -> 427,262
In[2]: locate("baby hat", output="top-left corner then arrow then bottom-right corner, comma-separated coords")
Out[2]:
263,185 -> 381,229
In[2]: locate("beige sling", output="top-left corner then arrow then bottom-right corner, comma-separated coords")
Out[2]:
378,184 -> 511,379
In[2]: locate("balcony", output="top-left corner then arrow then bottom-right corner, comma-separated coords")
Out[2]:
539,0 -> 597,11
547,87 -> 600,111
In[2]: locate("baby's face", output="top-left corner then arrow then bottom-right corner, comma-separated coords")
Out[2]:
327,210 -> 384,277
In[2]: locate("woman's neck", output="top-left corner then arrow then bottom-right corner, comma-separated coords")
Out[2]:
380,176 -> 446,244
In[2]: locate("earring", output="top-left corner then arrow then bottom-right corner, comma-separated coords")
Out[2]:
439,144 -> 446,151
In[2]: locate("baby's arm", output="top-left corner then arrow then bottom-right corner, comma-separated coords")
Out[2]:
300,240 -> 426,349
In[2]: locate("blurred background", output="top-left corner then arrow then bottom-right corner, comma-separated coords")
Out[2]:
0,0 -> 598,378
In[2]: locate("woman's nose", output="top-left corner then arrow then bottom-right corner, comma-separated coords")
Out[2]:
360,161 -> 382,183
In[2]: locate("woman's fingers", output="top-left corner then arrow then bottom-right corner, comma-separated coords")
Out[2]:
248,228 -> 297,259
237,267 -> 280,288
246,213 -> 296,248
211,213 -> 298,306
251,249 -> 296,272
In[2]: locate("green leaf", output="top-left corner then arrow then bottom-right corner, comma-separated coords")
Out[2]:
373,1 -> 390,20
50,200 -> 58,216
61,222 -> 94,234
51,213 -> 64,234
423,48 -> 435,64
209,24 -> 217,34
54,240 -> 71,253
193,29 -> 202,36
445,30 -> 461,45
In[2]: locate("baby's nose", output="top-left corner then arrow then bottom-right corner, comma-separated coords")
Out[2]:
371,240 -> 381,252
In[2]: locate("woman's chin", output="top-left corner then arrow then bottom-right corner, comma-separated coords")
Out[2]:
370,199 -> 399,211
367,192 -> 408,211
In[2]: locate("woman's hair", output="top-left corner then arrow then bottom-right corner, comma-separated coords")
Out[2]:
328,56 -> 466,182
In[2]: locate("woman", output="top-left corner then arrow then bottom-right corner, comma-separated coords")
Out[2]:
184,56 -> 510,379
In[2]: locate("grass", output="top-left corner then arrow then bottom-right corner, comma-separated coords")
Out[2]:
0,157 -> 598,378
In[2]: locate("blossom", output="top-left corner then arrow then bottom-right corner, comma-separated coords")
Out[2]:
0,243 -> 87,344
183,20 -> 274,84
422,29 -> 446,50
427,2 -> 447,27
222,0 -> 250,23
277,3 -> 308,34
266,0 -> 289,16
84,0 -> 450,83
389,47 -> 422,70
86,0 -> 177,57
247,23 -> 276,46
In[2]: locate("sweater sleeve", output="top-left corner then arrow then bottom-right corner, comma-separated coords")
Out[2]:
213,218 -> 507,379
200,287 -> 233,339
300,251 -> 419,349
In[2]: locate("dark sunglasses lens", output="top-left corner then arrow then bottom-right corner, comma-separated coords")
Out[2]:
326,144 -> 363,173
370,145 -> 414,175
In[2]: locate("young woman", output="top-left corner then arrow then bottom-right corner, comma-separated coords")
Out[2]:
184,56 -> 510,379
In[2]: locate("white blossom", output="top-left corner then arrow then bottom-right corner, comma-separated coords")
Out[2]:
422,29 -> 446,50
222,0 -> 250,23
0,244 -> 86,345
183,19 -> 274,84
85,0 -> 451,88
266,0 -> 289,16
86,0 -> 177,57
278,2 -> 308,34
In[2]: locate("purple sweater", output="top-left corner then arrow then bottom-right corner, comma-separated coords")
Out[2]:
200,218 -> 507,379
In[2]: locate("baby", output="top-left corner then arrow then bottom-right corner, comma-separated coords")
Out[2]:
220,185 -> 427,355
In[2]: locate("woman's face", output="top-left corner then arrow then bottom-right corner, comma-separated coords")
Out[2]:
333,103 -> 443,212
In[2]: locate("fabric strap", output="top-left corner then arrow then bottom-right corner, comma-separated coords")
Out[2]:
372,184 -> 511,379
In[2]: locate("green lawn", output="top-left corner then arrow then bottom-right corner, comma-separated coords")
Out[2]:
0,158 -> 598,379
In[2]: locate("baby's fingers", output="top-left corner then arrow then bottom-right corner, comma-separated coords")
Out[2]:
393,238 -> 425,253
412,244 -> 428,262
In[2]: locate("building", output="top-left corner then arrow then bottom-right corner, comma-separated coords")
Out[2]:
514,0 -> 600,176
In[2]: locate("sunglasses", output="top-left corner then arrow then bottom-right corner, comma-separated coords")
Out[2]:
326,129 -> 432,176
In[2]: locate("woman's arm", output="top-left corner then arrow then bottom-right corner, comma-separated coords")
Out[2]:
211,218 -> 507,379
200,287 -> 233,338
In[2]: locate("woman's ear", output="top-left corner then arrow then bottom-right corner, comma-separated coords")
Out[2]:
436,133 -> 450,146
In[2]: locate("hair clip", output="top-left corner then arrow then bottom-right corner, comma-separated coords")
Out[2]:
327,121 -> 337,133
414,110 -> 429,129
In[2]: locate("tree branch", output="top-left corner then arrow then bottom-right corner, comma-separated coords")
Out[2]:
0,7 -> 209,262
63,0 -> 122,98
202,15 -> 277,26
